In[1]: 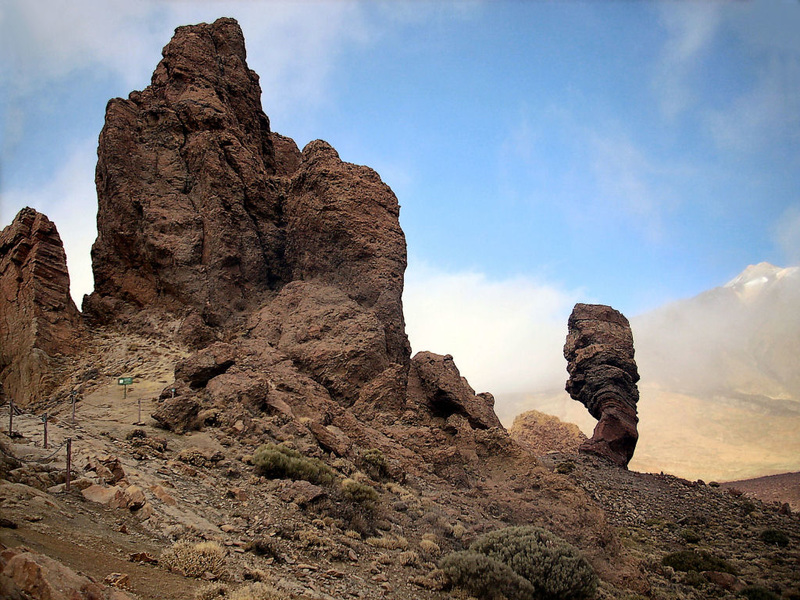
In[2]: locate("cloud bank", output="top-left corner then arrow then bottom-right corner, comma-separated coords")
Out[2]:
403,262 -> 580,397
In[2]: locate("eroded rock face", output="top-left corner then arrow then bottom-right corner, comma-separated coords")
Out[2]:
85,18 -> 410,367
564,303 -> 640,467
409,352 -> 502,430
84,17 -> 287,325
286,141 -> 410,366
0,208 -> 83,406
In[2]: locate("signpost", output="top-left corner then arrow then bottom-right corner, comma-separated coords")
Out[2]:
118,377 -> 133,399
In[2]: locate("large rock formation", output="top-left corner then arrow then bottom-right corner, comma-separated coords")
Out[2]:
84,17 -> 409,364
564,303 -> 640,467
84,17 -> 410,409
0,208 -> 83,406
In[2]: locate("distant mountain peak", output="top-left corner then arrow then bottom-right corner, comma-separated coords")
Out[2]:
724,262 -> 798,290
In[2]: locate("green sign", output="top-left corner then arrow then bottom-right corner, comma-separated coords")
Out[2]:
118,377 -> 133,385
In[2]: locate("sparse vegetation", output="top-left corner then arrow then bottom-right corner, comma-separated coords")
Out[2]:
360,448 -> 390,479
252,443 -> 334,485
441,526 -> 597,600
679,528 -> 702,543
160,540 -> 226,579
340,477 -> 379,507
739,585 -> 781,600
661,549 -> 736,574
556,460 -> 576,474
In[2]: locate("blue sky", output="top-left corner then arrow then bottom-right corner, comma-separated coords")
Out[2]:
2,0 -> 799,398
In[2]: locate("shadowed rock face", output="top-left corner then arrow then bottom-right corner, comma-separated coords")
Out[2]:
564,303 -> 640,467
0,208 -> 83,406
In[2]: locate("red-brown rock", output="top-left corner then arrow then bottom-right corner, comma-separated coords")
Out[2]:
564,303 -> 640,467
0,546 -> 135,600
286,140 -> 411,367
409,352 -> 502,430
0,208 -> 83,406
84,17 -> 288,325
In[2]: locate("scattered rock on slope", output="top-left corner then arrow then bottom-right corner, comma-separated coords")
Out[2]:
564,303 -> 640,467
0,208 -> 84,406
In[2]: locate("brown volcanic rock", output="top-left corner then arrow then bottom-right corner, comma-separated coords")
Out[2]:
286,140 -> 411,367
0,547 -> 135,600
564,303 -> 640,467
510,409 -> 588,455
248,281 -> 392,405
0,208 -> 83,406
409,352 -> 502,430
84,17 -> 288,325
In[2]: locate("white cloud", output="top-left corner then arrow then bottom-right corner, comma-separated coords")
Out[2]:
775,204 -> 800,266
403,261 -> 580,396
1,140 -> 97,306
654,3 -> 721,119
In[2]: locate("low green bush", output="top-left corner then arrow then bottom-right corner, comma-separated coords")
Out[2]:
440,526 -> 597,600
661,550 -> 736,575
439,551 -> 535,600
759,529 -> 790,548
739,585 -> 781,600
341,478 -> 379,507
361,449 -> 390,480
252,443 -> 334,485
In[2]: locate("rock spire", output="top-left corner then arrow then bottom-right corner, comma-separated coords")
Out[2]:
0,207 -> 83,405
564,303 -> 640,467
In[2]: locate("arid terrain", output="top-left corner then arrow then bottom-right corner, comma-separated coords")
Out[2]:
2,16 -> 799,600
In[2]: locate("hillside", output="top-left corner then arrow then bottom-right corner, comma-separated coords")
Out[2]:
2,329 -> 799,600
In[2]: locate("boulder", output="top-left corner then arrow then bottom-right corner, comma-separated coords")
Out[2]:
175,342 -> 236,388
0,547 -> 135,600
151,396 -> 201,433
0,208 -> 84,406
509,410 -> 588,455
409,352 -> 502,430
564,303 -> 640,467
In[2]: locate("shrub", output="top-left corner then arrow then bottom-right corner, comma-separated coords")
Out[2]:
740,586 -> 781,600
341,478 -> 379,507
680,528 -> 702,544
366,535 -> 409,550
440,551 -> 536,600
361,449 -> 390,479
555,460 -> 576,474
420,538 -> 442,557
661,550 -> 736,575
161,540 -> 226,578
252,443 -> 334,485
229,582 -> 290,600
759,529 -> 790,548
440,526 -> 597,600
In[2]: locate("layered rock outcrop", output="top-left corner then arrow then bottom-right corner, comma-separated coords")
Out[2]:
564,303 -> 640,467
0,208 -> 83,406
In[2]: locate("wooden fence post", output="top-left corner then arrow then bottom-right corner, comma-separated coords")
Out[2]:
65,438 -> 72,492
8,400 -> 12,436
43,411 -> 48,449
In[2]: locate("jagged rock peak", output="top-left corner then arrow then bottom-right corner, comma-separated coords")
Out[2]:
564,303 -> 640,467
84,17 -> 287,325
0,207 -> 83,406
